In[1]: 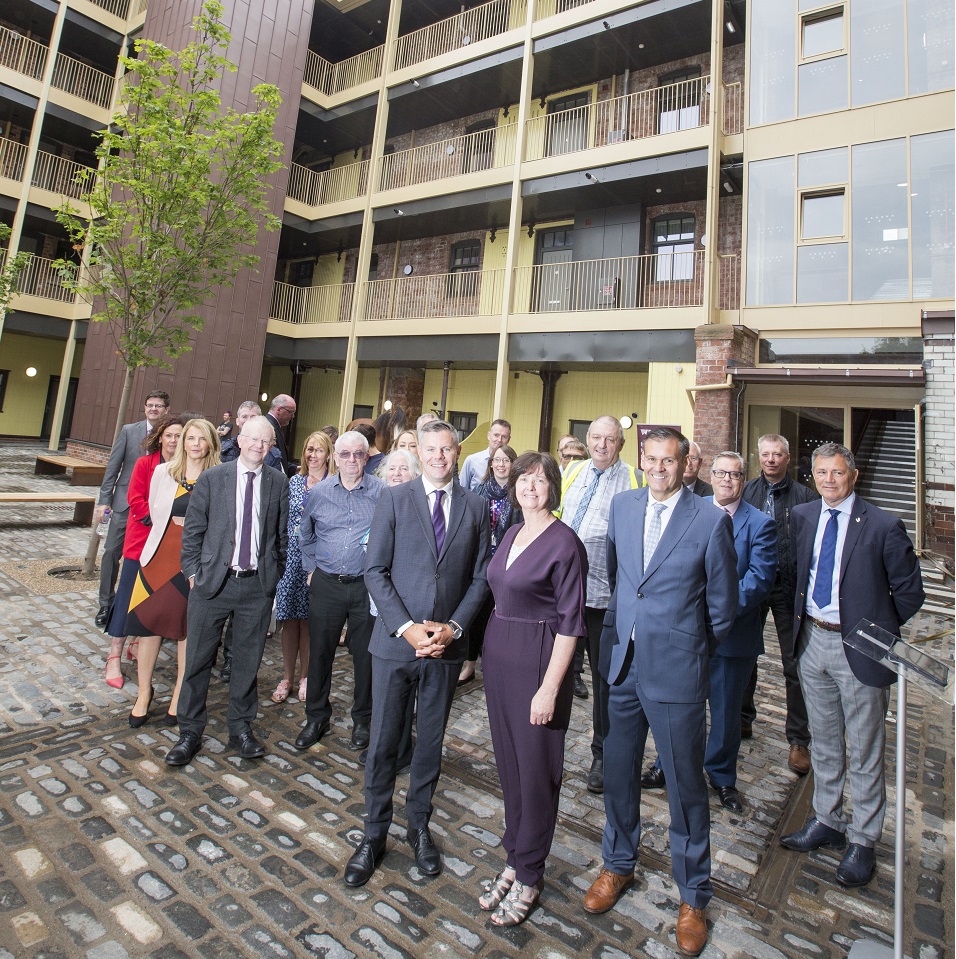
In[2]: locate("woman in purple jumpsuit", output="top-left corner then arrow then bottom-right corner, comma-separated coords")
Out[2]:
478,451 -> 588,926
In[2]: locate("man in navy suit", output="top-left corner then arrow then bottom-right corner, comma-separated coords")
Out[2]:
583,428 -> 738,957
781,442 -> 923,888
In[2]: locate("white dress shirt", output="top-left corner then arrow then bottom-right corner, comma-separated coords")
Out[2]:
231,464 -> 263,570
806,493 -> 856,624
643,487 -> 682,547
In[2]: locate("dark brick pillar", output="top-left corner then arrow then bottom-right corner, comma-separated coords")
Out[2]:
385,368 -> 426,423
692,324 -> 757,463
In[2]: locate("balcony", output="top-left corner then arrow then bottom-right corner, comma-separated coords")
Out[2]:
722,82 -> 742,136
15,254 -> 76,304
524,76 -> 711,161
303,47 -> 384,99
0,25 -> 48,81
511,251 -> 705,313
378,123 -> 518,192
534,0 -> 597,20
718,254 -> 740,310
31,150 -> 96,199
51,53 -> 115,110
84,0 -> 131,17
362,269 -> 505,320
270,281 -> 355,325
287,161 -> 370,208
392,0 -> 527,73
0,137 -> 28,187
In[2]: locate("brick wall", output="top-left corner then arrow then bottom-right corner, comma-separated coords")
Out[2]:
66,441 -> 111,465
922,329 -> 954,564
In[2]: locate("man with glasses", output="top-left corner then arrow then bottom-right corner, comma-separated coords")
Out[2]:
94,389 -> 170,627
683,441 -> 714,496
295,431 -> 385,753
266,394 -> 297,474
222,401 -> 281,469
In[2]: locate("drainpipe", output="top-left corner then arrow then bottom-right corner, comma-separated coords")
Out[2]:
440,361 -> 451,418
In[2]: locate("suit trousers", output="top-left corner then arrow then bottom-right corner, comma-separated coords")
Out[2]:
571,606 -> 610,759
98,509 -> 129,608
178,575 -> 272,737
796,620 -> 890,846
704,654 -> 758,787
364,655 -> 458,840
602,644 -> 712,908
742,583 -> 811,746
305,571 -> 374,728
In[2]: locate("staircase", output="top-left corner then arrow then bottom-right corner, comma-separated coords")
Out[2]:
920,560 -> 955,617
854,416 -> 917,542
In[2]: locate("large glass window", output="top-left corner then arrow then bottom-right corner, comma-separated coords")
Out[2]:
747,405 -> 843,485
911,130 -> 955,300
801,192 -> 845,239
747,156 -> 795,305
759,336 -> 923,364
448,239 -> 482,297
652,215 -> 695,281
798,55 -> 847,115
658,68 -> 702,134
750,0 -> 796,126
907,0 -> 955,94
851,0 -> 905,106
801,8 -> 844,58
851,139 -> 909,300
797,243 -> 848,302
798,147 -> 848,188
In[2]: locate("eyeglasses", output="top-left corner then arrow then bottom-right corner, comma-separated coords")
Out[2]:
337,450 -> 366,460
711,469 -> 745,480
145,403 -> 167,411
243,438 -> 272,449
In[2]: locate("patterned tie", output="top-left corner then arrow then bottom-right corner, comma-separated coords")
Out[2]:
432,489 -> 446,556
763,486 -> 775,517
238,471 -> 255,569
570,468 -> 604,533
812,508 -> 841,608
643,502 -> 666,572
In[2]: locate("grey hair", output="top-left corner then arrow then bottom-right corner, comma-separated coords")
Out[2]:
238,415 -> 274,441
335,430 -> 369,453
712,450 -> 746,472
384,448 -> 421,477
641,427 -> 690,458
588,415 -> 625,443
416,412 -> 439,431
758,433 -> 790,454
811,443 -> 855,472
237,399 -> 261,415
688,441 -> 702,457
418,419 -> 459,443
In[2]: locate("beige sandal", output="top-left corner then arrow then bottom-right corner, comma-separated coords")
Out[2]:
272,679 -> 292,703
478,870 -> 514,911
490,880 -> 541,927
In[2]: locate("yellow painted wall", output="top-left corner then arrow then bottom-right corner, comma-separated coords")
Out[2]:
312,253 -> 345,287
297,368 -> 346,433
0,333 -> 83,436
258,365 -> 292,407
645,362 -> 696,438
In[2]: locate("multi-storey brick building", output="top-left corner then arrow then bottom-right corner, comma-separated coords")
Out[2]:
1,0 -> 952,561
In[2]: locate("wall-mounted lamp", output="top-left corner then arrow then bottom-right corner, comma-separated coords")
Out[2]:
602,20 -> 610,29
383,399 -> 393,411
722,180 -> 734,193
489,227 -> 497,243
675,365 -> 684,374
25,367 -> 37,378
394,208 -> 405,216
527,222 -> 535,238
261,392 -> 268,402
337,241 -> 344,262
620,415 -> 633,429
725,20 -> 736,33
412,79 -> 420,87
584,172 -> 599,182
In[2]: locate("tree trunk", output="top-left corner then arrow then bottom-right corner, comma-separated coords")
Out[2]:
79,365 -> 136,578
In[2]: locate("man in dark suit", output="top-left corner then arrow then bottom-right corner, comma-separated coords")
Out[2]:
94,389 -> 169,626
781,442 -> 924,888
265,394 -> 296,474
583,428 -> 737,958
683,441 -> 714,497
344,419 -> 490,886
166,416 -> 289,766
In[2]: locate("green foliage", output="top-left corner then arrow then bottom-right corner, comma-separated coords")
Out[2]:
55,0 -> 283,372
0,223 -> 30,318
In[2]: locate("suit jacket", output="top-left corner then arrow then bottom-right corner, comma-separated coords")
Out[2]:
266,413 -> 289,473
690,478 -> 714,497
123,451 -> 161,561
792,495 -> 925,687
139,462 -> 179,567
365,477 -> 491,663
181,460 -> 289,599
602,486 -> 738,703
97,420 -> 149,513
711,499 -> 777,658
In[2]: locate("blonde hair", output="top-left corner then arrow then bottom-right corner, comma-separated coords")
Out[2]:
168,418 -> 221,483
298,431 -> 336,476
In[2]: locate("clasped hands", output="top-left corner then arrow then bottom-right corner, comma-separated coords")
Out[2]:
403,621 -> 454,658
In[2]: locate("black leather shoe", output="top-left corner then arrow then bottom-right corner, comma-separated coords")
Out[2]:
344,837 -> 385,887
219,652 -> 232,682
294,720 -> 330,750
165,732 -> 202,766
836,843 -> 876,887
407,827 -> 441,876
780,816 -> 847,852
228,731 -> 265,759
712,783 -> 744,813
740,721 -> 753,740
573,677 -> 588,699
587,757 -> 604,794
351,723 -> 370,750
94,605 -> 110,627
641,765 -> 666,789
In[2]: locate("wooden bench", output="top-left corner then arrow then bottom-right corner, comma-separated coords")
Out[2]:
0,492 -> 96,525
35,454 -> 106,487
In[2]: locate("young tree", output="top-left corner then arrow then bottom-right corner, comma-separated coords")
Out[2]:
55,0 -> 284,576
0,224 -> 30,329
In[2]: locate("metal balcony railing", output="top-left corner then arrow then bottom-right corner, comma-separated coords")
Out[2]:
363,269 -> 505,320
86,0 -> 131,17
0,137 -> 28,184
0,25 -> 48,80
31,150 -> 96,198
379,123 -> 517,191
718,254 -> 740,310
722,81 -> 742,135
392,0 -> 527,72
512,251 -> 706,313
534,0 -> 597,19
303,46 -> 384,97
287,161 -> 370,207
51,53 -> 115,109
525,76 -> 710,160
270,281 -> 355,325
16,254 -> 76,303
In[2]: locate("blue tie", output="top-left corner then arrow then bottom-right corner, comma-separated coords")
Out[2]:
812,508 -> 841,608
570,468 -> 604,533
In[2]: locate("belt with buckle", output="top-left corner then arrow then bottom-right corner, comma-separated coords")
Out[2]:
807,614 -> 841,633
230,568 -> 257,579
320,571 -> 362,584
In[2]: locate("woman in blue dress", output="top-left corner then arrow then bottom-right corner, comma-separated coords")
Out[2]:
272,431 -> 334,703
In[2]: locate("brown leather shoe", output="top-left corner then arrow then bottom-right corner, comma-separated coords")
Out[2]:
676,902 -> 707,956
788,744 -> 811,775
583,868 -> 634,914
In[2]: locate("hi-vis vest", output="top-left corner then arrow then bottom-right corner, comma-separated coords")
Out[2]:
556,460 -> 645,518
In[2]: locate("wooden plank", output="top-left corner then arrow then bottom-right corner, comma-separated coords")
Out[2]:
0,492 -> 96,526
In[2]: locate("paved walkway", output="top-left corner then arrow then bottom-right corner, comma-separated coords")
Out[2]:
0,441 -> 952,958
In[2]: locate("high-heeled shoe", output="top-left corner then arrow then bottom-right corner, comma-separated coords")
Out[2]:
162,712 -> 178,727
128,687 -> 155,728
105,655 -> 124,690
126,639 -> 139,662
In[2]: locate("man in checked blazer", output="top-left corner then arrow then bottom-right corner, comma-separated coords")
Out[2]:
345,419 -> 491,887
166,416 -> 289,766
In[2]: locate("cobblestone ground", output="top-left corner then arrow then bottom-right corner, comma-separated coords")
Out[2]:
0,442 -> 952,958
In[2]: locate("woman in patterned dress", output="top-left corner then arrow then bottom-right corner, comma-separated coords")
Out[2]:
272,431 -> 335,703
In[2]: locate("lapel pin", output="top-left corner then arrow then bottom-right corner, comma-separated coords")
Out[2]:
855,517 -> 861,523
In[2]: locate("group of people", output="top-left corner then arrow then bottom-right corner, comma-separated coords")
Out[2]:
93,395 -> 923,956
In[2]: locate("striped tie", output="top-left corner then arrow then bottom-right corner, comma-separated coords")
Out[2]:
570,469 -> 604,533
643,502 -> 666,572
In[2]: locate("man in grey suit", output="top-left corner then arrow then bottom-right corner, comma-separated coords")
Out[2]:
94,389 -> 169,625
344,420 -> 491,886
166,416 -> 289,766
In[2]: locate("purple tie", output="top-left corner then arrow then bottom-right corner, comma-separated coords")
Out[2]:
432,489 -> 446,556
238,471 -> 255,569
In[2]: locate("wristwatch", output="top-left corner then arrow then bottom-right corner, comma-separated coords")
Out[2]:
448,621 -> 463,640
